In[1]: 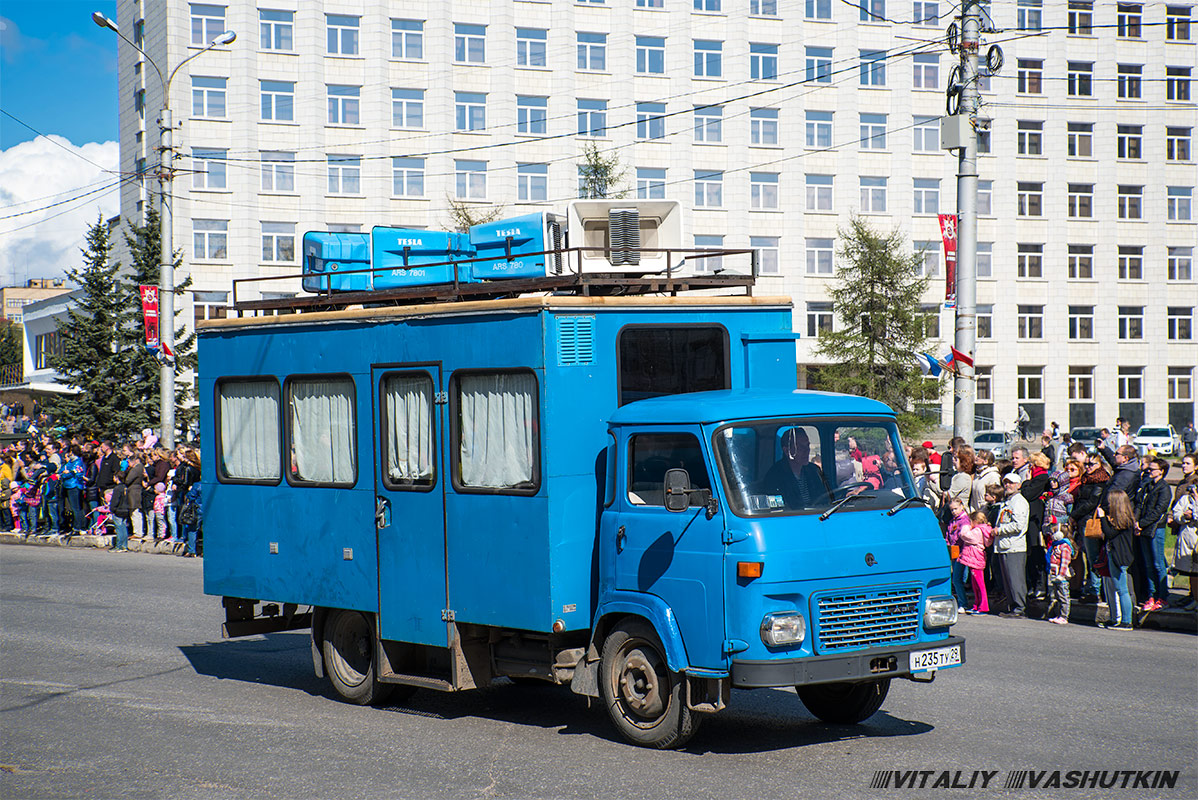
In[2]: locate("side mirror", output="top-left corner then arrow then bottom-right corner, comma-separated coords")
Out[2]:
664,468 -> 691,512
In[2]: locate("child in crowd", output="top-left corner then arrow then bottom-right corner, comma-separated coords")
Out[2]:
1044,517 -> 1074,624
10,480 -> 26,534
944,498 -> 970,611
151,482 -> 169,540
958,511 -> 991,614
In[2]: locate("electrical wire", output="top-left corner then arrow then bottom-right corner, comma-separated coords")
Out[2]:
0,109 -> 116,173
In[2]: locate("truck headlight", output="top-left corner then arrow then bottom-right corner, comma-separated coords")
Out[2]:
760,612 -> 806,646
924,595 -> 958,628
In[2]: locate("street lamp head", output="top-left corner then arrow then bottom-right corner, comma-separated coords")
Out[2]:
213,30 -> 236,45
91,11 -> 119,32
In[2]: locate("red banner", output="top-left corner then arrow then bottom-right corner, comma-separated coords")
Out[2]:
939,214 -> 958,307
139,285 -> 160,349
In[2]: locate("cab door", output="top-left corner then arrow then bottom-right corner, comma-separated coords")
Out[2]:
614,429 -> 727,670
372,365 -> 448,647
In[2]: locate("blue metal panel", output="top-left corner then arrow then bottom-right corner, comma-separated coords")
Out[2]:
594,591 -> 691,672
371,228 -> 473,288
302,232 -> 372,293
468,212 -> 562,280
609,389 -> 895,426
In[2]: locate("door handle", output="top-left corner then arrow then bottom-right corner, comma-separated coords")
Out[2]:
375,496 -> 391,529
616,525 -> 626,554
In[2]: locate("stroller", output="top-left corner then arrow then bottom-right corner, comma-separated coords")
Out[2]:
87,502 -> 113,537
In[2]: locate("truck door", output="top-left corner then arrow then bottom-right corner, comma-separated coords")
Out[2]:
372,365 -> 448,647
615,430 -> 726,670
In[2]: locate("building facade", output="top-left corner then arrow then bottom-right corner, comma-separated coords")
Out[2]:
114,0 -> 1196,432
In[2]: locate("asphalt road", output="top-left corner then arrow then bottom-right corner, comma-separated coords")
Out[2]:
2,546 -> 1195,800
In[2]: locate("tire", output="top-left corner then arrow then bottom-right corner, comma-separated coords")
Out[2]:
600,618 -> 700,749
797,678 -> 890,724
321,609 -> 395,706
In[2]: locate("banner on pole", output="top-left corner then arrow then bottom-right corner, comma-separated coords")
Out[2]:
139,285 -> 160,349
939,213 -> 958,307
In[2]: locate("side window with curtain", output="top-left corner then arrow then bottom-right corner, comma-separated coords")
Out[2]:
453,370 -> 539,493
381,372 -> 435,489
217,378 -> 281,483
288,375 -> 357,486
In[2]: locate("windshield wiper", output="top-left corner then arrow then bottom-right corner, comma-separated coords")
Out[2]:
819,493 -> 875,521
887,495 -> 927,516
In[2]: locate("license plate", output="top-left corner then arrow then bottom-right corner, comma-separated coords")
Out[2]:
909,645 -> 962,673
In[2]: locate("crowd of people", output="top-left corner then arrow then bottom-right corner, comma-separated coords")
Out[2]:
0,410 -> 203,557
910,419 -> 1198,630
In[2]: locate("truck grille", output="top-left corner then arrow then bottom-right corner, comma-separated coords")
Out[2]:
815,588 -> 921,652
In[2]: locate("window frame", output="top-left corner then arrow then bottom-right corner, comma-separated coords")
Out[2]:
615,324 -> 731,407
378,369 -> 438,492
283,372 -> 359,489
448,368 -> 541,496
214,376 -> 284,486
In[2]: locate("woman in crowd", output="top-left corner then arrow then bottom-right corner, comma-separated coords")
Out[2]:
1098,490 -> 1137,630
971,450 -> 1000,513
1071,454 -> 1110,604
60,444 -> 87,535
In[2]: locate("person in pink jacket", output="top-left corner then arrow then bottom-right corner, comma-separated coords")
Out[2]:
958,511 -> 991,614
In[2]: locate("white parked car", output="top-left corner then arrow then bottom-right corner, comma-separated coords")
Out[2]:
974,430 -> 1015,460
1135,425 -> 1181,456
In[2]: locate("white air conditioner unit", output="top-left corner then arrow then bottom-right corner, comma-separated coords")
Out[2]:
565,200 -> 682,274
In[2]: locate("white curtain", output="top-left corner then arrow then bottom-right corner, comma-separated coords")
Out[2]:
290,378 -> 356,483
219,380 -> 281,480
458,372 -> 536,488
383,374 -> 434,483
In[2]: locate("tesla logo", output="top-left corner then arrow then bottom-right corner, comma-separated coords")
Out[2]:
865,553 -> 877,567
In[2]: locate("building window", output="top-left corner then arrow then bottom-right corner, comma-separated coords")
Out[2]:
193,219 -> 228,260
1067,184 -> 1093,218
191,3 -> 225,46
1167,5 -> 1192,40
1118,64 -> 1143,99
1069,366 -> 1094,401
1068,305 -> 1094,340
806,174 -> 833,211
327,155 -> 361,195
392,88 -> 424,129
913,115 -> 939,152
976,366 -> 993,400
1068,122 -> 1093,157
577,32 -> 607,71
694,105 -> 723,143
1117,125 -> 1143,160
192,76 -> 226,118
192,148 -> 227,190
806,238 -> 834,274
1168,67 -> 1193,102
694,170 -> 723,208
694,40 -> 723,77
1170,367 -> 1194,408
1169,307 -> 1194,340
261,151 -> 294,192
1017,120 -> 1043,155
976,304 -> 993,338
1118,245 -> 1144,280
914,178 -> 940,214
914,241 -> 939,277
1117,2 -> 1142,37
750,43 -> 779,80
517,28 -> 547,67
326,14 -> 359,56
977,180 -> 992,215
1169,247 -> 1194,281
1017,182 -> 1043,217
806,47 -> 833,83
694,0 -> 721,11
914,1 -> 939,25
751,236 -> 779,275
455,92 -> 486,132
637,168 -> 666,199
1068,244 -> 1094,279
636,36 -> 665,74
860,113 -> 887,149
454,23 -> 486,64
913,53 -> 939,89
33,331 -> 63,371
806,110 -> 833,147
1119,366 -> 1144,401
637,0 -> 664,7
1067,62 -> 1093,97
1018,368 -> 1044,410
1017,0 -> 1042,30
1168,127 -> 1192,161
806,0 -> 832,20
860,176 -> 887,212
1017,59 -> 1042,93
516,163 -> 548,203
260,80 -> 294,122
1169,187 -> 1194,221
977,242 -> 993,277
193,290 -> 229,325
327,85 -> 360,125
807,302 -> 833,337
261,222 -> 295,263
1068,1 -> 1093,34
750,108 -> 779,145
1117,185 -> 1143,219
134,87 -> 145,120
577,99 -> 607,137
860,50 -> 886,86
392,19 -> 423,59
517,96 -> 548,135
1118,306 -> 1144,339
392,157 -> 424,197
635,102 -> 666,140
692,235 -> 724,273
859,0 -> 885,20
1018,306 -> 1044,339
750,172 -> 779,210
260,9 -> 293,51
1017,243 -> 1043,278
919,304 -> 941,338
455,160 -> 487,200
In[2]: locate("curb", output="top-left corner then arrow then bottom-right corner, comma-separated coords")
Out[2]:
0,531 -> 196,556
1023,594 -> 1197,634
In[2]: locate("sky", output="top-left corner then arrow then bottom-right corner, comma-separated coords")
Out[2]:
0,0 -> 121,286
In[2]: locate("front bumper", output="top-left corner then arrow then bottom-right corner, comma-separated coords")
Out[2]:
731,635 -> 965,688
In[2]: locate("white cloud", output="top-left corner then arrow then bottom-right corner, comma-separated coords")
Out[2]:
0,136 -> 120,286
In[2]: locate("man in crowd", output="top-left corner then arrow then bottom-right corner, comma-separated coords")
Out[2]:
1011,446 -> 1031,481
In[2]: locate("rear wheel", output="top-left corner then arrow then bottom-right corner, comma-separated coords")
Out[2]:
797,678 -> 890,724
322,609 -> 395,705
600,619 -> 699,749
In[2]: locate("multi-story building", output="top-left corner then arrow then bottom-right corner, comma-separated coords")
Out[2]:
1,279 -> 71,325
113,0 -> 1196,432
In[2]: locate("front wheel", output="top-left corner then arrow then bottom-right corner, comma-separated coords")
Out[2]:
322,609 -> 395,706
600,619 -> 700,749
797,678 -> 890,724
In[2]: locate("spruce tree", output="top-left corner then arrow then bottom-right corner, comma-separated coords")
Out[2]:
813,215 -> 941,436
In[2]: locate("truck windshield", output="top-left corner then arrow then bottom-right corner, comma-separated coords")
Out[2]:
713,418 -> 915,517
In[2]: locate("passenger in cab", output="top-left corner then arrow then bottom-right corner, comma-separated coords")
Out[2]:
761,428 -> 831,510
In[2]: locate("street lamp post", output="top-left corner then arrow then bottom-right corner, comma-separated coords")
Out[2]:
92,11 -> 234,448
